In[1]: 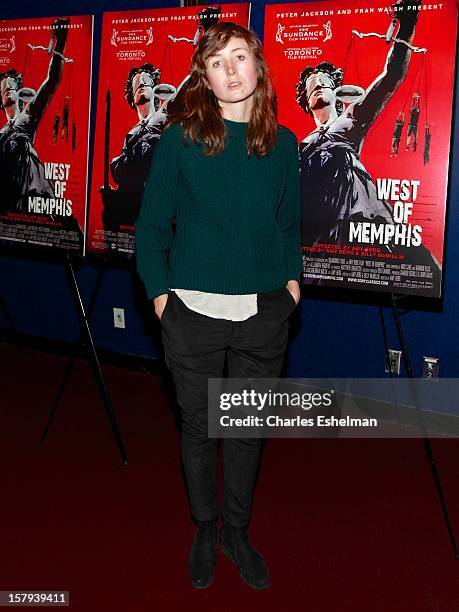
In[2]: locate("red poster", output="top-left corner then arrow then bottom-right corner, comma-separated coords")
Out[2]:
0,15 -> 93,256
265,0 -> 458,297
88,3 -> 251,257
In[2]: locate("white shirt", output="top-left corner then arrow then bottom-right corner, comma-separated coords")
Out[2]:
171,289 -> 257,321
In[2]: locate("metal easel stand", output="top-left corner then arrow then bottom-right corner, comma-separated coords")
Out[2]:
41,254 -> 128,465
379,293 -> 458,558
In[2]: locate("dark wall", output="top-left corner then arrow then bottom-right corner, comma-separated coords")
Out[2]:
1,0 -> 458,379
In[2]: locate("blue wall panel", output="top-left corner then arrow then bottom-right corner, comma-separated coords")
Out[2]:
1,0 -> 458,378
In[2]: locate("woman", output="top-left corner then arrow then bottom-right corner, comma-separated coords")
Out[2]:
136,22 -> 302,590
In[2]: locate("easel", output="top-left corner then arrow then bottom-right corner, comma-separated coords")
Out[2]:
46,252 -> 129,464
302,279 -> 458,558
380,293 -> 458,559
0,246 -> 128,465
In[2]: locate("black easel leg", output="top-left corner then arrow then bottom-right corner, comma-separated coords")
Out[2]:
41,264 -> 107,443
378,306 -> 401,424
41,357 -> 76,444
64,255 -> 128,465
391,294 -> 458,558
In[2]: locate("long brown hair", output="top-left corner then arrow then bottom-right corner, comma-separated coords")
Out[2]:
168,22 -> 278,157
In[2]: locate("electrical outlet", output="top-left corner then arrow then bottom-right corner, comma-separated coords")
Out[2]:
113,307 -> 125,329
385,349 -> 401,375
422,357 -> 439,381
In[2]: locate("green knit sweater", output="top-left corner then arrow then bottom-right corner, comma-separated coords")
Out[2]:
135,118 -> 302,300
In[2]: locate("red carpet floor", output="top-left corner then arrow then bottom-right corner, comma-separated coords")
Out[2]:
1,343 -> 459,612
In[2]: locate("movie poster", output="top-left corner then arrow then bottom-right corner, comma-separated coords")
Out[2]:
265,0 -> 457,297
88,3 -> 251,257
0,15 -> 93,256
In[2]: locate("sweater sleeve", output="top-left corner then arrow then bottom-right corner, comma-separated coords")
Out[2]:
135,123 -> 181,300
277,128 -> 303,282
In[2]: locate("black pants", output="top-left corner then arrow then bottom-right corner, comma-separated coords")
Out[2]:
160,287 -> 296,528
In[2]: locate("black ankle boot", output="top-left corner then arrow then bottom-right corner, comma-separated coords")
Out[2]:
220,523 -> 269,590
188,519 -> 218,589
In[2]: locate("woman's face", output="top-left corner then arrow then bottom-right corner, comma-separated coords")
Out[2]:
204,37 -> 258,108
